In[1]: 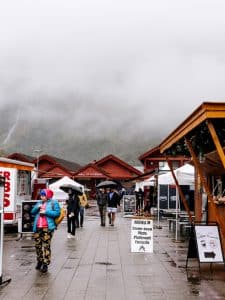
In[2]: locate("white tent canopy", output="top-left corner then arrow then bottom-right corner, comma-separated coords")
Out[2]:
158,164 -> 194,186
49,176 -> 84,200
157,163 -> 195,241
135,176 -> 155,191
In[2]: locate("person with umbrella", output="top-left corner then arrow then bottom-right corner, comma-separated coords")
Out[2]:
96,188 -> 108,226
107,187 -> 120,226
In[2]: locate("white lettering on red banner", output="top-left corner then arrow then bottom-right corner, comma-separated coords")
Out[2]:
0,171 -> 11,208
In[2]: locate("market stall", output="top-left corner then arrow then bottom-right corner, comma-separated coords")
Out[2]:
159,102 -> 225,253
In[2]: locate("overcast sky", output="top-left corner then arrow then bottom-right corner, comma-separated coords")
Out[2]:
1,0 -> 225,148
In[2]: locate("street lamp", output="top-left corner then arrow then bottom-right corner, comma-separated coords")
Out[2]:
33,149 -> 42,178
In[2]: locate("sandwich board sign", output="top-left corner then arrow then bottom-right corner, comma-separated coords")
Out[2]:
194,224 -> 224,263
131,218 -> 153,253
21,200 -> 38,233
123,195 -> 136,215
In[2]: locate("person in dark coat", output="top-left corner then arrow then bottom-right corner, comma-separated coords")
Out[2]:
96,188 -> 108,226
66,189 -> 80,238
107,188 -> 120,226
143,199 -> 151,217
135,188 -> 144,215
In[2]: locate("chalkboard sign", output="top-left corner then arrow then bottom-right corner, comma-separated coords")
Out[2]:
195,225 -> 224,263
21,200 -> 38,233
123,195 -> 136,214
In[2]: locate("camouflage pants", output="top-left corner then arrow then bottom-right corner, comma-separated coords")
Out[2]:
34,228 -> 53,265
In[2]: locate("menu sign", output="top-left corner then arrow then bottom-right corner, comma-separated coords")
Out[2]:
195,225 -> 224,263
123,195 -> 136,214
21,201 -> 38,233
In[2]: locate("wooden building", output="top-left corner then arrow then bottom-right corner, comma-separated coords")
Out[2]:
7,153 -> 142,199
7,153 -> 82,181
139,145 -> 190,174
7,153 -> 35,164
74,154 -> 143,198
159,102 -> 225,253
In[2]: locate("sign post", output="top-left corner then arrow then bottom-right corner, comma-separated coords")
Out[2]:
0,176 -> 11,286
131,218 -> 153,253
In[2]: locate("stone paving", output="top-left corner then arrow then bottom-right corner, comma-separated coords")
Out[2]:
0,205 -> 225,299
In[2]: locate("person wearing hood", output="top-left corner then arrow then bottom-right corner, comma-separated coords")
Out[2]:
31,188 -> 60,273
66,188 -> 80,238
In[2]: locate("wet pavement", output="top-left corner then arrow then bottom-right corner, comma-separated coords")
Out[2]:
0,203 -> 225,299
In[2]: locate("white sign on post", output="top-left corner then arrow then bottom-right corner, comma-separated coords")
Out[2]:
131,219 -> 153,253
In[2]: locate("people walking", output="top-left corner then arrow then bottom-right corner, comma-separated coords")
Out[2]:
31,188 -> 60,273
66,188 -> 80,238
96,188 -> 108,226
78,192 -> 88,227
107,187 -> 120,226
135,188 -> 144,215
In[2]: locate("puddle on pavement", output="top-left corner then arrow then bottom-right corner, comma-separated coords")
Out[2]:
20,260 -> 32,266
187,275 -> 200,285
63,266 -> 74,269
95,261 -> 113,265
168,260 -> 177,267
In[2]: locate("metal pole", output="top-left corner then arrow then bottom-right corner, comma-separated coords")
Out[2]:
175,187 -> 178,241
157,184 -> 160,227
34,149 -> 41,178
0,176 -> 11,286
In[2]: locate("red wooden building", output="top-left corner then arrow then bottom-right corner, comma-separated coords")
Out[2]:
74,154 -> 143,198
7,153 -> 82,180
7,153 -> 142,199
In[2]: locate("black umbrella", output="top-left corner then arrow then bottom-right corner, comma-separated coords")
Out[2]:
96,180 -> 118,188
60,183 -> 83,195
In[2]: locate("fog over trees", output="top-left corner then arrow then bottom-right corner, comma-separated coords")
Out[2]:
1,1 -> 225,164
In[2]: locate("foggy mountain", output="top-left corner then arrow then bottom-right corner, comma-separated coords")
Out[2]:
1,1 -> 225,164
0,100 -> 164,165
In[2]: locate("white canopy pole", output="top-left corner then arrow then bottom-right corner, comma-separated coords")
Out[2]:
157,184 -> 160,228
175,187 -> 178,241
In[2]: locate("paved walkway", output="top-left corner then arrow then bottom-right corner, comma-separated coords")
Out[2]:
0,206 -> 225,299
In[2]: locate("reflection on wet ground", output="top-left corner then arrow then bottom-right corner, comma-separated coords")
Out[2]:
0,204 -> 225,299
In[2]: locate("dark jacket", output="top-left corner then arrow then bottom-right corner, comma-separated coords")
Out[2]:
67,194 -> 80,215
107,191 -> 120,208
97,191 -> 108,206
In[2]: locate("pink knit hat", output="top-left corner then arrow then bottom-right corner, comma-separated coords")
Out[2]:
40,188 -> 54,199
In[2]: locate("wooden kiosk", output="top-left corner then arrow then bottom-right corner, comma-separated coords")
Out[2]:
159,102 -> 225,256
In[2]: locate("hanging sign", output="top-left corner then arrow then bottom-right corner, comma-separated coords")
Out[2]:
131,218 -> 153,253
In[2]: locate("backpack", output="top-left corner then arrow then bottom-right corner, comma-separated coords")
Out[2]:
51,200 -> 66,227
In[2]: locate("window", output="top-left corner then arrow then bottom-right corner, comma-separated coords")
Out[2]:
17,171 -> 31,196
